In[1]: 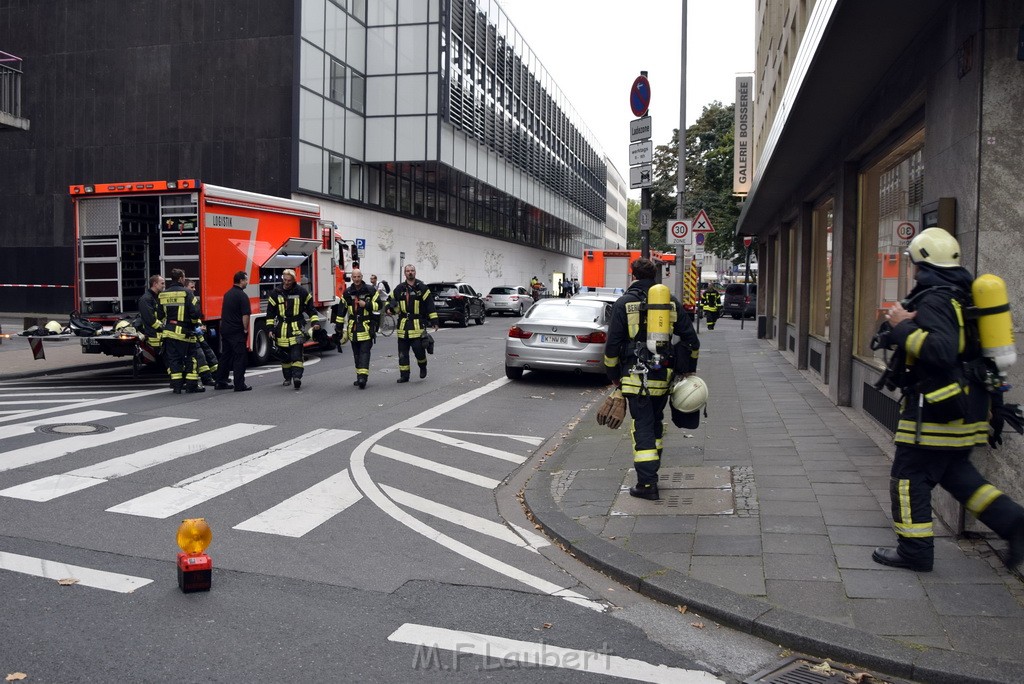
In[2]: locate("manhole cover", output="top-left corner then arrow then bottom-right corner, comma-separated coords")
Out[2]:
611,488 -> 735,516
36,423 -> 111,435
744,656 -> 861,683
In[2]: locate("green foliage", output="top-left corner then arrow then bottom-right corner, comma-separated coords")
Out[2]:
648,101 -> 746,262
626,198 -> 641,248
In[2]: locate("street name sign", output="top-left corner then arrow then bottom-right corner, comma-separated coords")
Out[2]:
629,140 -> 653,166
629,164 -> 653,189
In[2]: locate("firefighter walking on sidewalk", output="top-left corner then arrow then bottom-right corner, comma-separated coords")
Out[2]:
266,268 -> 320,390
604,258 -> 701,501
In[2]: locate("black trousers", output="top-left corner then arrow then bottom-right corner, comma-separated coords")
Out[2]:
397,336 -> 426,377
216,333 -> 248,389
351,338 -> 372,377
890,444 -> 1024,564
163,338 -> 191,382
626,393 -> 669,486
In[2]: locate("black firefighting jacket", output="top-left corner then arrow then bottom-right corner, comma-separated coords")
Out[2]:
334,282 -> 380,342
887,264 -> 989,450
390,279 -> 437,339
267,283 -> 320,341
137,287 -> 165,345
158,282 -> 200,342
603,279 -> 700,397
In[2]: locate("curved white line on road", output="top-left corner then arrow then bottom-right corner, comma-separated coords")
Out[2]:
348,376 -> 604,612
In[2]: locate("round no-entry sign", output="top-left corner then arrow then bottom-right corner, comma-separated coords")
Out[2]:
630,75 -> 651,118
743,236 -> 753,248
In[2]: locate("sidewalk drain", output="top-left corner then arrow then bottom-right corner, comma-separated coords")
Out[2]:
37,423 -> 111,435
743,655 -> 861,684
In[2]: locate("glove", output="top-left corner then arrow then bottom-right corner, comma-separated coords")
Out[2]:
268,330 -> 276,340
990,402 -> 1024,448
596,389 -> 626,429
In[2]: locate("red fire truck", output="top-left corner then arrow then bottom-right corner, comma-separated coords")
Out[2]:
581,249 -> 677,290
64,178 -> 355,369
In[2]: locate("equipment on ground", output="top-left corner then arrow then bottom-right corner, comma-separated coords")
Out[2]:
44,320 -> 64,335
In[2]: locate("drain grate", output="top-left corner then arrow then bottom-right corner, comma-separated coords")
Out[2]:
36,423 -> 111,435
743,656 -> 864,684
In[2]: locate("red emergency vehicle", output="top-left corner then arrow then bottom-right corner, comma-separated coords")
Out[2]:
67,179 -> 355,367
581,249 -> 677,290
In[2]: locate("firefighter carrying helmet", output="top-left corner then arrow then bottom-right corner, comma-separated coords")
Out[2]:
670,375 -> 708,429
907,227 -> 960,268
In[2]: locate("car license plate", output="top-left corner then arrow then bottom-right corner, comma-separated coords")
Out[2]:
541,334 -> 569,345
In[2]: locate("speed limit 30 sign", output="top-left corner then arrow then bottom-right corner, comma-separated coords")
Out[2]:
893,220 -> 919,243
667,219 -> 690,245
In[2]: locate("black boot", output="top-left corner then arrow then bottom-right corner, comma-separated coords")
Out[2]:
353,378 -> 361,386
171,379 -> 184,395
293,379 -> 302,390
629,483 -> 659,501
282,377 -> 292,387
419,365 -> 427,379
1006,527 -> 1024,570
357,376 -> 367,390
871,547 -> 932,572
397,374 -> 410,384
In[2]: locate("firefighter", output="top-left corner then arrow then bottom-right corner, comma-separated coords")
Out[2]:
390,263 -> 438,383
266,268 -> 320,390
604,258 -> 701,500
701,286 -> 722,330
137,274 -> 165,357
872,227 -> 1024,572
185,278 -> 218,386
159,268 -> 202,394
334,268 -> 380,389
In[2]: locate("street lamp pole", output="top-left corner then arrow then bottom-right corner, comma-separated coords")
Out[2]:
675,0 -> 687,301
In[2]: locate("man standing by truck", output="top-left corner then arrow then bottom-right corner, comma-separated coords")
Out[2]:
159,268 -> 202,394
137,274 -> 165,358
215,270 -> 252,392
267,268 -> 320,390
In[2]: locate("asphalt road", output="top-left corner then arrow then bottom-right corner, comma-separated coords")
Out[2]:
0,321 -> 785,682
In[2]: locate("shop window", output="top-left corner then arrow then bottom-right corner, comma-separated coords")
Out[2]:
810,200 -> 833,339
855,128 -> 924,364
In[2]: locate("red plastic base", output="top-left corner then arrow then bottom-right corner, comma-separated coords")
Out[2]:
177,552 -> 212,592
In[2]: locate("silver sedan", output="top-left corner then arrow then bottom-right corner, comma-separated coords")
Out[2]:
504,297 -> 615,380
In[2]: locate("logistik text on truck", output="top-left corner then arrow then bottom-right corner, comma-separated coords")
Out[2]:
69,178 -> 358,366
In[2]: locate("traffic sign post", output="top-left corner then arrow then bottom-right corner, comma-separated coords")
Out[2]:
629,72 -> 653,258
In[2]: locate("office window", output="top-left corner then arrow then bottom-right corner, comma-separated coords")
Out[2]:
330,59 -> 346,104
351,72 -> 366,113
328,155 -> 344,197
349,163 -> 363,201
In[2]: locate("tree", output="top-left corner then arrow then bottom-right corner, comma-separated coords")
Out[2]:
625,198 -> 642,248
646,101 -> 745,262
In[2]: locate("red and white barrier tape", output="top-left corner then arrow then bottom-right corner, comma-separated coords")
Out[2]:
0,284 -> 72,288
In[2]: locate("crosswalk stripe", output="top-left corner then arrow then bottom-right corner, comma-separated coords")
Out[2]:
107,428 -> 359,519
370,444 -> 501,489
0,399 -> 104,405
0,551 -> 153,594
0,423 -> 273,502
402,428 -> 527,464
0,410 -> 123,441
407,427 -> 545,446
0,390 -> 158,398
388,624 -> 723,683
0,417 -> 194,473
233,468 -> 362,537
0,388 -> 169,425
380,484 -> 538,552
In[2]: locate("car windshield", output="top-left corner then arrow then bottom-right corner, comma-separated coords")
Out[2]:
527,300 -> 604,323
489,287 -> 515,295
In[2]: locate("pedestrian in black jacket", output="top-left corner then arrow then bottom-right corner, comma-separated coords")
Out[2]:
215,271 -> 252,392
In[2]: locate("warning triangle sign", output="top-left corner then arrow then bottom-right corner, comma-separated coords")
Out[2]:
691,208 -> 715,233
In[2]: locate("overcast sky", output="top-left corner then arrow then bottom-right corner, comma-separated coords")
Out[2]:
496,0 -> 755,199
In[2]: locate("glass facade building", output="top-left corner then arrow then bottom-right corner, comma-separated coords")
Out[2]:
297,0 -> 606,259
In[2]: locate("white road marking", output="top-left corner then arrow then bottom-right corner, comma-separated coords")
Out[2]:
351,377 -> 604,611
0,417 -> 195,473
0,410 -> 123,441
388,624 -> 723,683
0,387 -> 170,425
0,423 -> 273,502
402,428 -> 527,464
371,444 -> 501,489
0,551 -> 153,594
380,484 -> 538,552
234,468 -> 363,537
418,427 -> 545,446
0,399 -> 109,405
107,428 -> 358,519
509,522 -> 551,551
0,389 -> 165,397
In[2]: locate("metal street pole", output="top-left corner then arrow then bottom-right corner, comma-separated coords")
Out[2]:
640,69 -> 651,260
675,1 -> 687,302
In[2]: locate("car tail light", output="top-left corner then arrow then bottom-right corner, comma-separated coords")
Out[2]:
508,325 -> 533,339
510,295 -> 519,301
744,296 -> 750,304
452,294 -> 464,300
485,295 -> 492,301
576,331 -> 607,344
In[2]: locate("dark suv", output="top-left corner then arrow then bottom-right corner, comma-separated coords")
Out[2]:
427,282 -> 486,327
723,283 -> 757,319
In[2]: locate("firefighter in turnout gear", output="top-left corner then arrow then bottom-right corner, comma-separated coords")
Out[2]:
701,287 -> 722,330
159,268 -> 202,394
872,227 -> 1024,572
186,278 -> 218,386
137,274 -> 165,355
390,263 -> 438,382
604,258 -> 701,500
334,268 -> 380,389
266,268 -> 320,390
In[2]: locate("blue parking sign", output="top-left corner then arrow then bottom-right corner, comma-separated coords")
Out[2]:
356,238 -> 366,250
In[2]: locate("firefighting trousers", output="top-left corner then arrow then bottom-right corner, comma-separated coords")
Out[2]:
279,340 -> 304,380
889,444 -> 1024,564
626,393 -> 668,485
163,339 -> 192,383
397,337 -> 426,378
351,339 -> 372,377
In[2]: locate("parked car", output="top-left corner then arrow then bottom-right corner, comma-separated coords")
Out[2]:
427,282 -> 486,327
504,296 -> 615,380
723,283 -> 757,319
484,285 -> 533,316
